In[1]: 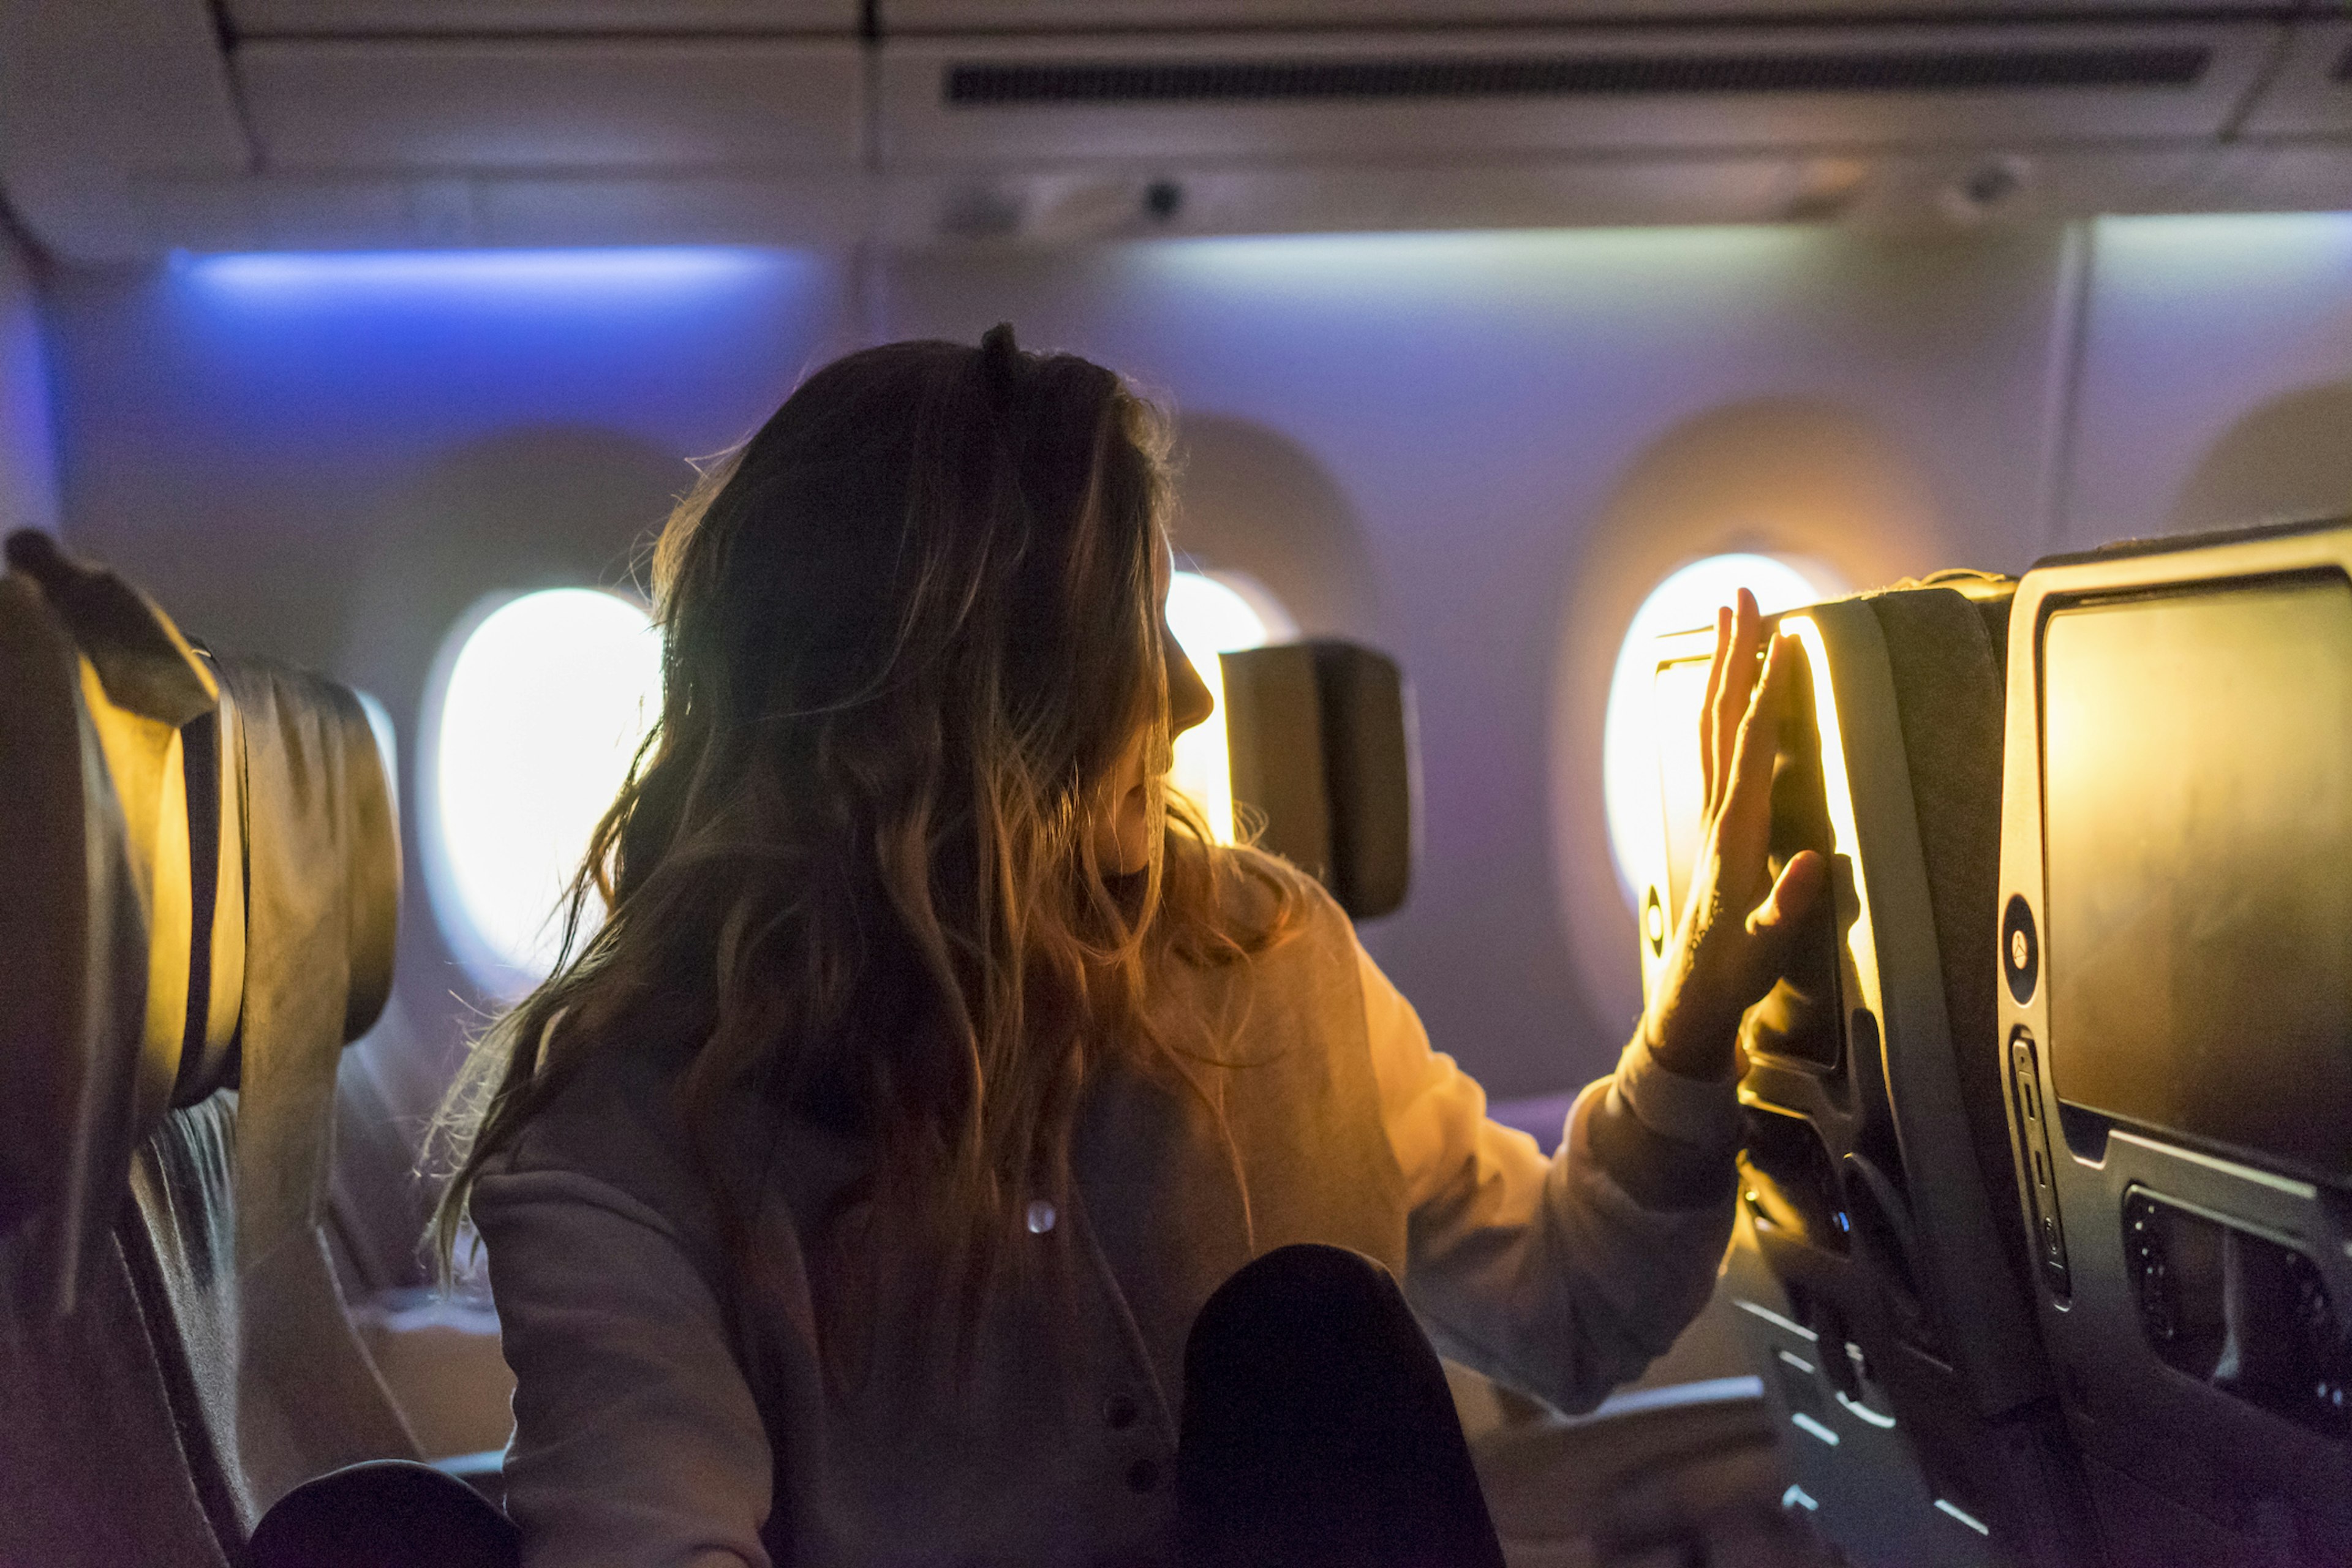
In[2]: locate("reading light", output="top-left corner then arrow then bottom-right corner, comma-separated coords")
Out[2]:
422,587 -> 662,999
1603,552 -> 1840,908
1166,570 -> 1292,844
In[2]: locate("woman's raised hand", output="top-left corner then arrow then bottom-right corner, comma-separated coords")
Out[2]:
1641,588 -> 1828,1080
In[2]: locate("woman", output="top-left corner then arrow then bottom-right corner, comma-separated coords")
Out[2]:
433,327 -> 1822,1567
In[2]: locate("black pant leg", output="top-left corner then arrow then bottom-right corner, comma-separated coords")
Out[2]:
247,1460 -> 519,1568
1175,1243 -> 1508,1568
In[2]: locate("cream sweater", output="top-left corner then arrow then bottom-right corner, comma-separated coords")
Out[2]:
473,866 -> 1740,1568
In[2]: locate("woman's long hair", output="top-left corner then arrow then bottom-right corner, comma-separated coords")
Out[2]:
431,328 -> 1296,1369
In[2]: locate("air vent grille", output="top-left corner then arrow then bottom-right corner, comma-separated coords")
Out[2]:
945,45 -> 2210,107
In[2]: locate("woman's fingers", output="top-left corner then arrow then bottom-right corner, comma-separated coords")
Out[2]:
1648,616 -> 1829,1080
1741,849 -> 1828,1009
1749,848 -> 1828,940
1713,629 -> 1796,878
1699,605 -> 1732,810
1707,590 -> 1765,818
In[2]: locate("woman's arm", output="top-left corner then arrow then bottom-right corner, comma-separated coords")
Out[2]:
473,1164 -> 775,1568
1366,950 -> 1741,1412
1376,591 -> 1821,1411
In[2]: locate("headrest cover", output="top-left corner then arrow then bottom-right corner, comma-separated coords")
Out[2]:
1220,641 -> 1417,920
221,660 -> 400,1057
0,532 -> 224,1317
215,658 -> 401,1276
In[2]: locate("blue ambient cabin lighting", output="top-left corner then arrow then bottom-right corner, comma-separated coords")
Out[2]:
178,246 -> 781,295
146,244 -> 834,466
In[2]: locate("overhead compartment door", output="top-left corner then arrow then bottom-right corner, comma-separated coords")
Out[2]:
878,24 -> 2277,168
224,1 -> 857,34
2234,20 -> 2352,139
237,39 -> 867,171
881,0 -> 2283,25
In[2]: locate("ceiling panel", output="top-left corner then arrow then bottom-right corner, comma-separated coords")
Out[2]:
2234,19 -> 2352,137
878,23 -> 2279,167
0,0 -> 251,260
236,40 -> 867,170
226,1 -> 858,34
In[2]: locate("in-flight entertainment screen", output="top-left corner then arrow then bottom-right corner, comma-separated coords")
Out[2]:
2043,575 -> 2352,1185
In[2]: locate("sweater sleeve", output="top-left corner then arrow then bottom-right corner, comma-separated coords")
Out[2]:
473,1163 -> 775,1568
1359,943 -> 1740,1415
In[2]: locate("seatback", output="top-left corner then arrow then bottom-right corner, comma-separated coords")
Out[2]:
1630,579 -> 2093,1567
0,532 -> 417,1566
0,534 -> 241,1566
1998,520 -> 2352,1566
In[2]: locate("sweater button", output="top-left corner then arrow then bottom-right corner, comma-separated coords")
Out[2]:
1103,1392 -> 1139,1430
1125,1457 -> 1160,1494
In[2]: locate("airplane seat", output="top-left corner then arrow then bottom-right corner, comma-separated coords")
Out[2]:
187,653 -> 422,1513
0,537 -> 246,1566
1636,576 -> 2094,1567
1863,584 -> 2038,1327
0,531 -> 421,1564
1997,519 -> 2352,1566
1860,583 -> 2099,1557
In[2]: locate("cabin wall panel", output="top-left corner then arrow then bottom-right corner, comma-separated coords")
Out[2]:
42,249 -> 854,1108
36,215 -> 2311,1106
873,228 -> 2065,1091
2066,213 -> 2352,548
0,227 -> 59,538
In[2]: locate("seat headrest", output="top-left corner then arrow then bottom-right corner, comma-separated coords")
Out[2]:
0,531 -> 233,1317
1220,640 -> 1418,920
215,657 -> 400,1070
0,532 -> 400,1317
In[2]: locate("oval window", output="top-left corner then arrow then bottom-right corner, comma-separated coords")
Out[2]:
1601,553 -> 1842,907
422,587 -> 662,998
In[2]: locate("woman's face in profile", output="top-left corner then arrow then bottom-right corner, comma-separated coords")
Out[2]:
1100,549 -> 1215,875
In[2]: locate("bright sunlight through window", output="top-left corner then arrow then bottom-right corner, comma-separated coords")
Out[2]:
424,587 -> 662,999
1602,553 -> 1841,908
1167,571 -> 1294,844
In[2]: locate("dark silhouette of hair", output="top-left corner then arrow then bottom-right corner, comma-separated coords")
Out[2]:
431,328 -> 1295,1380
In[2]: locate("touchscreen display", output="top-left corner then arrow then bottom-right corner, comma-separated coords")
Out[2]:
1653,641 -> 1843,1068
2043,576 -> 2352,1184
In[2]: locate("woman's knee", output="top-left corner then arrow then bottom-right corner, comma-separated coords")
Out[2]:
247,1460 -> 518,1568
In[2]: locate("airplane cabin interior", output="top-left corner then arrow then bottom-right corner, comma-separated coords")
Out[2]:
4,2 -> 2352,1565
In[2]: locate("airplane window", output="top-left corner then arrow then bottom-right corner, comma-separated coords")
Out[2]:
1602,553 -> 1840,908
423,587 -> 662,1000
1166,570 -> 1294,844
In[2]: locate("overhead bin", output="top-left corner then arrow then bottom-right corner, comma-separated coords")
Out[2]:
0,0 -> 251,261
236,39 -> 868,171
5,0 -> 2347,258
224,0 -> 858,34
121,169 -> 873,254
876,23 -> 2281,167
881,0 -> 2284,28
2234,19 -> 2352,138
